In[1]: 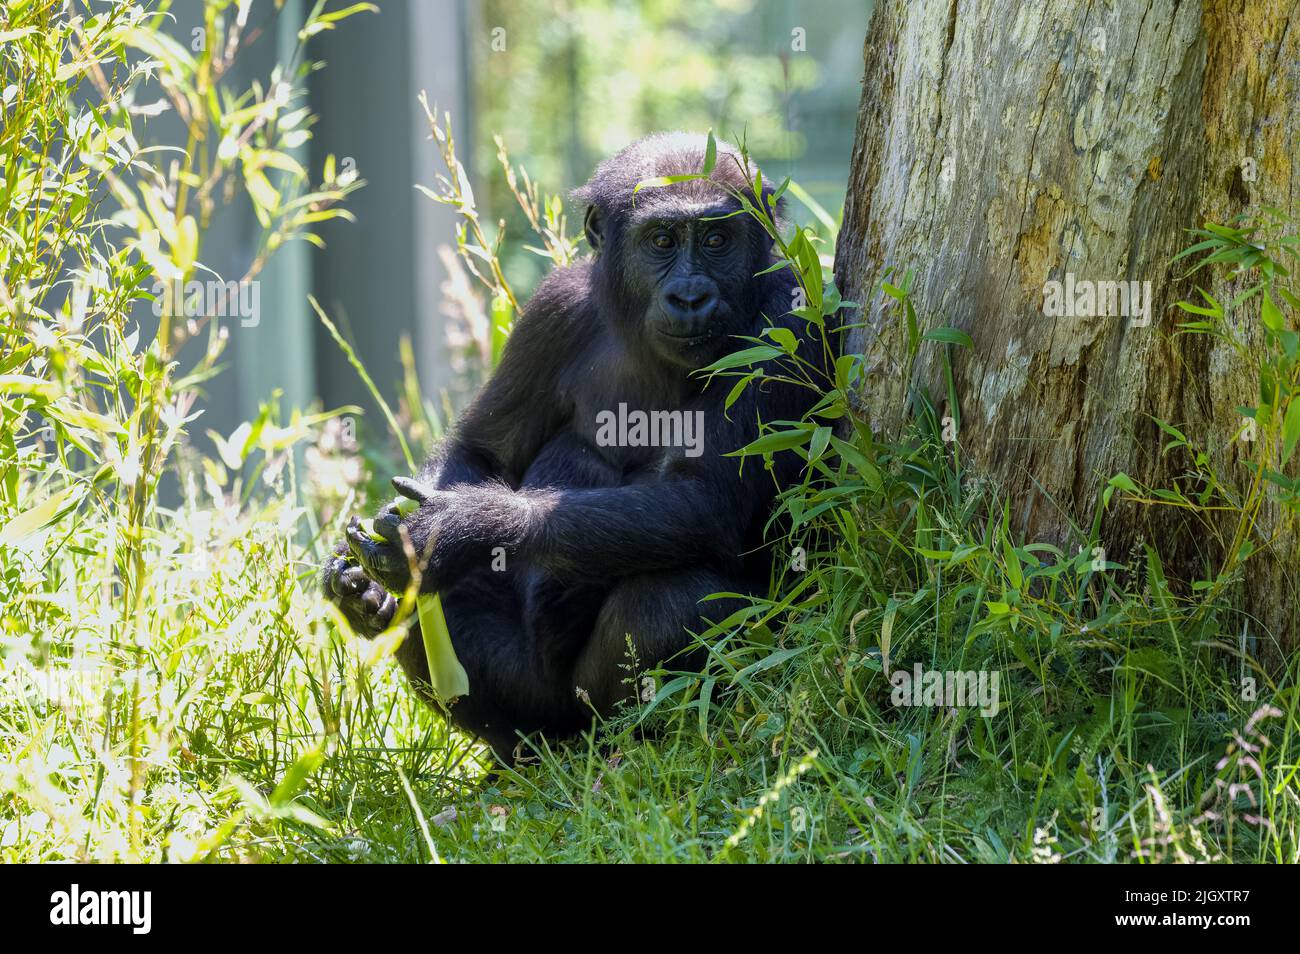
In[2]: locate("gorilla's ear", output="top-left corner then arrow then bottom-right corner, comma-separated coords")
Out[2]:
583,205 -> 605,253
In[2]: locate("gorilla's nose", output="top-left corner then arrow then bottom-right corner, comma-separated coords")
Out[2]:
661,278 -> 719,329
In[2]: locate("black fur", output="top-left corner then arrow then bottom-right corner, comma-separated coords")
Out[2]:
323,134 -> 818,761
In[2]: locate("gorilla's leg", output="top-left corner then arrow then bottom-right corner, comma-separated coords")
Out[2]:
573,570 -> 754,715
395,568 -> 753,759
391,434 -> 622,761
377,440 -> 755,759
392,569 -> 583,761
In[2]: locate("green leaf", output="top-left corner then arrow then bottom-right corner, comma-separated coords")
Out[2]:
0,374 -> 59,400
0,485 -> 82,547
1109,473 -> 1138,493
914,548 -> 954,560
723,374 -> 752,411
763,326 -> 798,354
1262,290 -> 1284,332
1152,418 -> 1188,444
1002,535 -> 1023,590
834,354 -> 859,392
1284,397 -> 1300,463
923,326 -> 973,348
728,427 -> 812,456
904,299 -> 919,358
419,592 -> 470,702
269,744 -> 326,806
702,131 -> 717,175
243,168 -> 279,220
829,436 -> 880,488
633,173 -> 705,194
314,3 -> 380,26
1104,472 -> 1139,509
704,344 -> 782,372
490,293 -> 513,364
48,401 -> 126,436
1176,288 -> 1224,318
808,425 -> 831,463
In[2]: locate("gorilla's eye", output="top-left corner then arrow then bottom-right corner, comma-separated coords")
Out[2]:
702,232 -> 727,250
651,232 -> 675,250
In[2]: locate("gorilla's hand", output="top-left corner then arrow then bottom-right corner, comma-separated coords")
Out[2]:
344,476 -> 528,592
321,542 -> 398,637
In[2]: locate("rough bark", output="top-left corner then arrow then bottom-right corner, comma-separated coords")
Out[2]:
834,0 -> 1299,650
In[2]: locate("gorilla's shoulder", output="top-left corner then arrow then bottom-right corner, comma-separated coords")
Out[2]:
519,259 -> 598,333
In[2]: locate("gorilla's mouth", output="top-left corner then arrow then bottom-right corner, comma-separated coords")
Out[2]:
657,327 -> 719,346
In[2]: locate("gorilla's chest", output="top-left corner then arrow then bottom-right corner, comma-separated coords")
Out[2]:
566,368 -> 708,480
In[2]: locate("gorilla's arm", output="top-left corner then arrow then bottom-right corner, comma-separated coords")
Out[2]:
355,371 -> 795,591
519,469 -> 751,579
328,268 -> 583,601
402,452 -> 756,586
416,270 -> 583,490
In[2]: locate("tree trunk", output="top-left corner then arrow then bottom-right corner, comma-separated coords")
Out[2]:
833,0 -> 1299,650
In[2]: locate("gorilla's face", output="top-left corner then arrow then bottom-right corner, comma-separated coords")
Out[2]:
574,134 -> 781,373
616,199 -> 759,370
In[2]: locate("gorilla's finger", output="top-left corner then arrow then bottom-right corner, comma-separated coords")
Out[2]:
324,555 -> 360,599
374,590 -> 397,629
371,508 -> 404,544
339,563 -> 369,595
346,518 -> 410,588
392,475 -> 437,505
345,518 -> 388,565
360,580 -> 386,611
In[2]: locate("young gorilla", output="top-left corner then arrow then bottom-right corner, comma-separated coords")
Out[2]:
324,133 -> 817,760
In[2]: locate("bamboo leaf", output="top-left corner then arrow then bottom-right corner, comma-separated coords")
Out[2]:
1284,397 -> 1300,463
0,485 -> 81,547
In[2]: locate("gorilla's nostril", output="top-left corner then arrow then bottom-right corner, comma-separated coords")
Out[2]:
665,287 -> 718,316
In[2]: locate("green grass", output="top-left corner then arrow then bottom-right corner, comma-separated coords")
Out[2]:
5,449 -> 1296,863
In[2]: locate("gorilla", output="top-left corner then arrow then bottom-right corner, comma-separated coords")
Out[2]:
323,133 -> 819,761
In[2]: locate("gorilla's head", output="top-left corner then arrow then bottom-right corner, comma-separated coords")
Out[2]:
573,133 -> 783,370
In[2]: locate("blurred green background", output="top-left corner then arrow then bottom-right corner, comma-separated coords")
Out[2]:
471,0 -> 866,293
198,0 -> 870,443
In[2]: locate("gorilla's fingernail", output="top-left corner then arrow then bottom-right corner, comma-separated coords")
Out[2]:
393,476 -> 434,504
340,565 -> 367,593
345,524 -> 369,556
